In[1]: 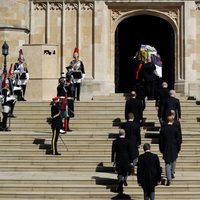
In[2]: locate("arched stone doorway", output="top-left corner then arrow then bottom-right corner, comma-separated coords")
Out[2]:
115,14 -> 175,93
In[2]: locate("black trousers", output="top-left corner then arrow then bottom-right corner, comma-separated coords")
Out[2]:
2,112 -> 8,129
21,85 -> 27,97
16,85 -> 26,99
9,100 -> 16,115
74,83 -> 81,101
145,80 -> 155,100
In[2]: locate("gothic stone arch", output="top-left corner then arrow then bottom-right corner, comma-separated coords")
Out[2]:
107,2 -> 185,93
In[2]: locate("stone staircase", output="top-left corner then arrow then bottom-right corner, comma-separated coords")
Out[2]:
0,94 -> 199,199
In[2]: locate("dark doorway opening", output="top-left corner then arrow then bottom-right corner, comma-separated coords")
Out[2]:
115,15 -> 175,93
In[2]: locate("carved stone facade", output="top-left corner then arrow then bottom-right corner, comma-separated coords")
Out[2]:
0,0 -> 200,100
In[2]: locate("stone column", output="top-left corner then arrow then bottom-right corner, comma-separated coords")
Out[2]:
63,2 -> 78,70
0,0 -> 29,65
79,2 -> 94,79
31,2 -> 46,44
23,44 -> 59,100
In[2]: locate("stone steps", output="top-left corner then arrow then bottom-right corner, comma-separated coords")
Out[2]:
0,191 -> 199,199
0,95 -> 199,199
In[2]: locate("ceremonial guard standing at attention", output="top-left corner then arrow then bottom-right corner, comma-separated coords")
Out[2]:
50,97 -> 62,155
0,79 -> 13,131
57,77 -> 67,133
65,73 -> 75,131
69,48 -> 85,101
7,64 -> 17,118
14,49 -> 29,101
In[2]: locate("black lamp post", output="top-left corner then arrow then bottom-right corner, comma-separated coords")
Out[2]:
2,41 -> 9,73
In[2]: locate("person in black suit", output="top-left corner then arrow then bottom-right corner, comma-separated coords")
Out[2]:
137,143 -> 161,200
143,59 -> 156,100
121,113 -> 141,175
155,82 -> 170,124
111,129 -> 133,194
171,109 -> 182,144
162,90 -> 181,122
125,91 -> 143,125
159,115 -> 182,186
162,110 -> 182,145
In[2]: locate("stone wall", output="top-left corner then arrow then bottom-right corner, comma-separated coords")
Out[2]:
0,0 -> 29,66
1,0 -> 200,100
184,1 -> 200,99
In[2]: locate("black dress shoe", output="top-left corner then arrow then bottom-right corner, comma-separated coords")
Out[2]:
116,185 -> 123,194
67,129 -> 72,132
55,152 -> 61,155
166,180 -> 171,186
8,114 -> 16,118
47,150 -> 53,155
171,174 -> 175,179
124,180 -> 128,186
1,128 -> 11,132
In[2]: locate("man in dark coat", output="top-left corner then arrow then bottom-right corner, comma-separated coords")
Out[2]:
143,59 -> 156,100
162,110 -> 182,145
125,91 -> 143,125
155,82 -> 170,124
163,90 -> 181,122
121,113 -> 141,175
171,110 -> 182,144
111,129 -> 133,194
137,143 -> 161,200
159,115 -> 181,186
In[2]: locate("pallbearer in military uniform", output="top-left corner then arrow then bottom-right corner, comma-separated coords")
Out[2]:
50,97 -> 62,155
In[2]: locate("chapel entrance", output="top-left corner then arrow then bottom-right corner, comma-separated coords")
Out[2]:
115,14 -> 175,93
